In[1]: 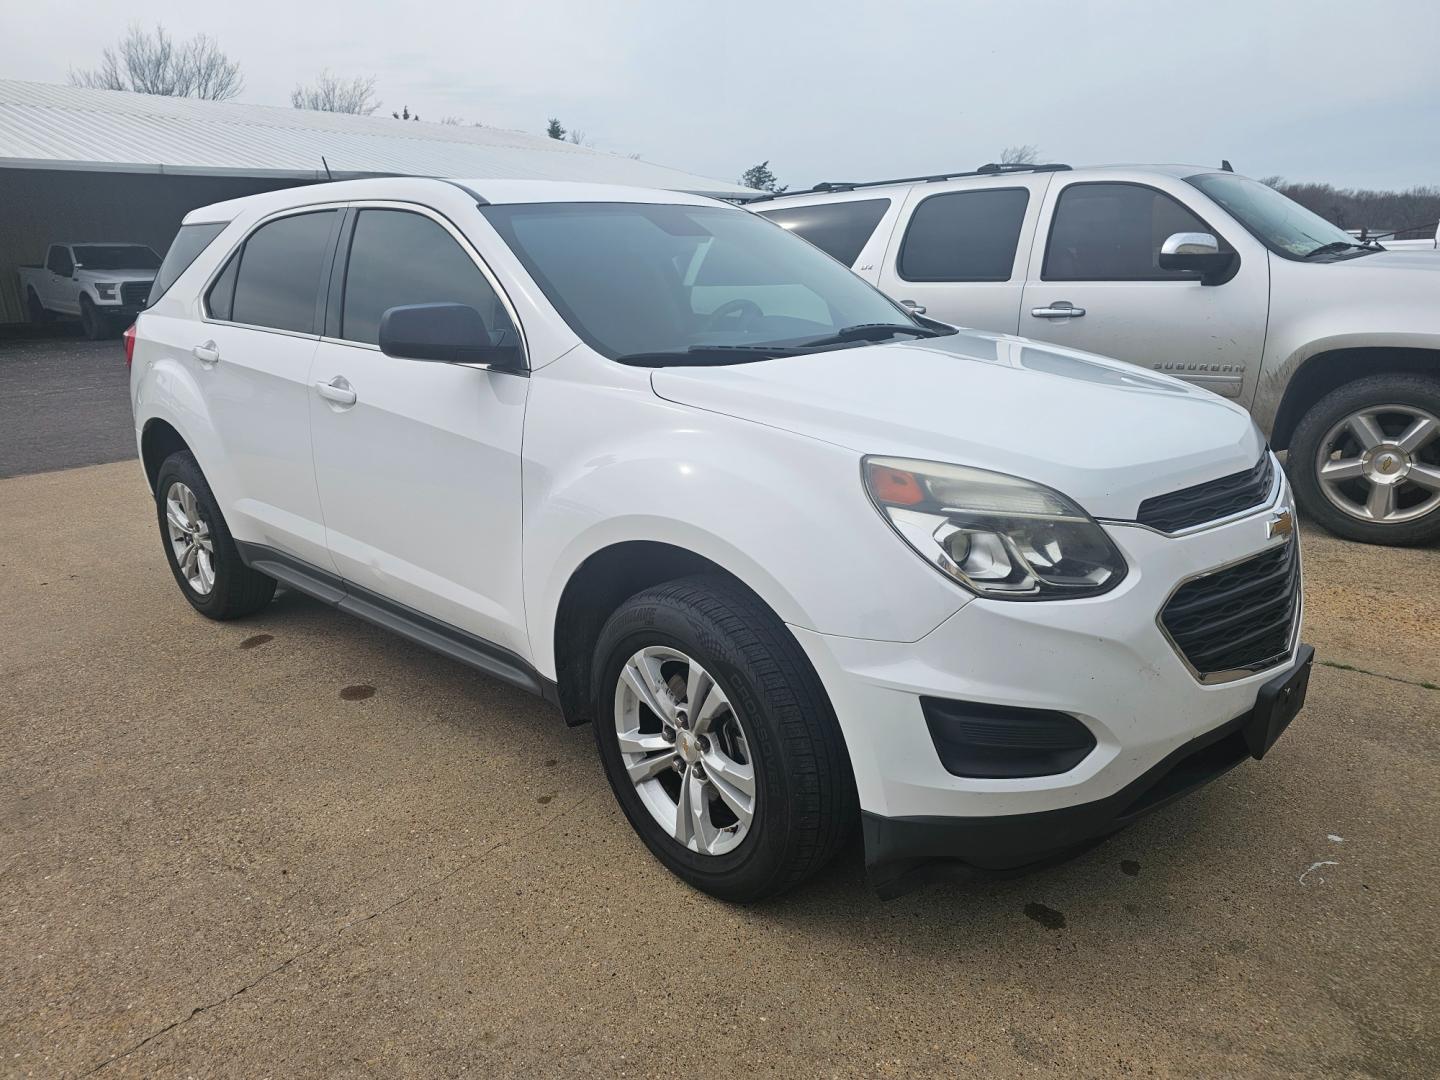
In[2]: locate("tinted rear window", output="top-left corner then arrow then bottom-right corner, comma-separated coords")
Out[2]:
898,188 -> 1030,282
229,211 -> 337,333
149,224 -> 226,306
758,198 -> 890,266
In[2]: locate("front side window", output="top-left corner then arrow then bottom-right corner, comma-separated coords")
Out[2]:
340,209 -> 516,347
47,247 -> 72,276
757,198 -> 891,267
73,245 -> 161,270
150,224 -> 226,306
898,187 -> 1030,282
481,201 -> 916,361
1044,183 -> 1229,281
228,210 -> 338,333
1187,173 -> 1365,260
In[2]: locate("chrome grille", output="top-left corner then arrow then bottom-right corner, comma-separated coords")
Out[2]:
1160,538 -> 1300,682
1137,454 -> 1274,533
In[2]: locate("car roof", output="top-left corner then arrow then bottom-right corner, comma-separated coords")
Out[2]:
182,177 -> 727,225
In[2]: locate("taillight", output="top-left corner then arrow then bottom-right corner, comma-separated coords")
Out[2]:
123,323 -> 137,369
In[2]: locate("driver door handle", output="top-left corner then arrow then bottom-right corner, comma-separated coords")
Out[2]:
193,341 -> 220,364
315,377 -> 357,407
1031,301 -> 1086,319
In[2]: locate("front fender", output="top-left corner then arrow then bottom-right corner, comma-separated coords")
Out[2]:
521,362 -> 967,679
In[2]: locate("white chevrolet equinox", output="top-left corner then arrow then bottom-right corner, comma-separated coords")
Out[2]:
129,178 -> 1312,900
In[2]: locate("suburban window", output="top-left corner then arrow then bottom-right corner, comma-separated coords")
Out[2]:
1043,182 -> 1228,281
46,247 -> 73,276
340,209 -> 516,347
227,210 -> 338,333
757,199 -> 890,267
150,224 -> 226,306
897,188 -> 1030,282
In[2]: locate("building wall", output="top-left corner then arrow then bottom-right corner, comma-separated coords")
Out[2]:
0,169 -> 315,323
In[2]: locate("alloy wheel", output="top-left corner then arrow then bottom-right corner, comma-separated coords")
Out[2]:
1315,404 -> 1440,524
164,481 -> 216,595
612,646 -> 757,857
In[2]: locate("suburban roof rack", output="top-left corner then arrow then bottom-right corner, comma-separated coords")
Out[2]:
745,162 -> 1071,203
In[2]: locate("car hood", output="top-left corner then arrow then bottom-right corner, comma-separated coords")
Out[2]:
78,267 -> 157,278
1337,250 -> 1440,272
650,330 -> 1265,520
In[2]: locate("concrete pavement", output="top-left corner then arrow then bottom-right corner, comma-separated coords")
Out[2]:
1,461 -> 1437,1078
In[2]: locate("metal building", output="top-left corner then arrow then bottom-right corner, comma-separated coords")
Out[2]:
0,79 -> 753,323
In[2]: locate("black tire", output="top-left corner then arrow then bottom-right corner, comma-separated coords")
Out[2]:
1288,373 -> 1440,546
79,295 -> 110,340
154,451 -> 276,620
591,574 -> 857,902
26,288 -> 52,324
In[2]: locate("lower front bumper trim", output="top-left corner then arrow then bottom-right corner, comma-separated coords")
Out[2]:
864,645 -> 1314,899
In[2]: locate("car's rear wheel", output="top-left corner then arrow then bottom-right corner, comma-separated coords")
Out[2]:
79,295 -> 110,340
154,451 -> 276,619
1290,373 -> 1440,546
591,575 -> 856,902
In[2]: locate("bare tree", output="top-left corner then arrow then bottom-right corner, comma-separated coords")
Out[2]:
291,71 -> 379,115
69,23 -> 242,101
567,129 -> 591,147
999,144 -> 1040,165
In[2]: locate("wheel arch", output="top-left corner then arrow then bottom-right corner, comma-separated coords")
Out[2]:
140,417 -> 192,492
1269,346 -> 1440,452
549,539 -> 808,729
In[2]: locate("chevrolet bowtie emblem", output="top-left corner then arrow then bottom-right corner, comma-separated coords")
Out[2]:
1268,507 -> 1295,539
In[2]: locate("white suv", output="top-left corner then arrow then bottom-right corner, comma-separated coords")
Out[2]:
753,164 -> 1440,547
129,178 -> 1312,899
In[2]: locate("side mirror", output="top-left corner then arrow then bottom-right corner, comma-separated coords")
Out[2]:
378,303 -> 524,369
1158,232 -> 1237,285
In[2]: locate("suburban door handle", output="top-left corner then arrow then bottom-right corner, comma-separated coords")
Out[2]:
315,377 -> 357,407
1031,302 -> 1086,319
193,341 -> 220,364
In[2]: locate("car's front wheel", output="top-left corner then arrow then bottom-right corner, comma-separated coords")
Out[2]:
154,451 -> 276,619
1290,373 -> 1440,546
79,295 -> 110,340
592,575 -> 856,902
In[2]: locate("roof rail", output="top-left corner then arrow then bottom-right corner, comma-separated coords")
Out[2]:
745,162 -> 1071,203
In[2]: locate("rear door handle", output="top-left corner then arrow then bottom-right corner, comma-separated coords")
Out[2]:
193,341 -> 220,364
315,377 -> 357,407
1031,302 -> 1086,319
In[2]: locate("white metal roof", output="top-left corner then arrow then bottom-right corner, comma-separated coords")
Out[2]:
0,79 -> 755,198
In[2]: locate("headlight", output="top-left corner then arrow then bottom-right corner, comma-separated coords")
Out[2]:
863,456 -> 1127,600
95,283 -> 117,300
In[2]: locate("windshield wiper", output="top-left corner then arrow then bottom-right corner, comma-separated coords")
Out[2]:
614,344 -> 804,367
795,323 -> 941,348
1304,240 -> 1367,259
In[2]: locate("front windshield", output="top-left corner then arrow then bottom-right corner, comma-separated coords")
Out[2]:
1187,174 -> 1362,259
480,201 -> 921,360
73,245 -> 162,270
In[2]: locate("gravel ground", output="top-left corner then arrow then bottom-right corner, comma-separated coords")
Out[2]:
1,461 -> 1437,1078
0,333 -> 134,479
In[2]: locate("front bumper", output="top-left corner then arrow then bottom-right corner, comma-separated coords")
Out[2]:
789,488 -> 1307,895
862,645 -> 1312,897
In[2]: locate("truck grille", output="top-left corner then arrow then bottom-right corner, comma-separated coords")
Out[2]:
1136,454 -> 1274,532
121,281 -> 150,307
1160,538 -> 1299,682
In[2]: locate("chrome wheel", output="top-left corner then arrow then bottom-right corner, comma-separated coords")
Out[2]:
1316,404 -> 1440,524
613,646 -> 756,857
164,481 -> 216,595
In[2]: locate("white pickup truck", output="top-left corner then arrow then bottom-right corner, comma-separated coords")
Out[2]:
18,242 -> 161,339
753,165 -> 1440,546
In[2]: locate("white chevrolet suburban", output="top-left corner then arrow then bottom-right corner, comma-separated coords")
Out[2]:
129,178 -> 1311,899
18,242 -> 161,338
754,164 -> 1440,546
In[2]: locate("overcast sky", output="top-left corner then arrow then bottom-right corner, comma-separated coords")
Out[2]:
4,0 -> 1438,191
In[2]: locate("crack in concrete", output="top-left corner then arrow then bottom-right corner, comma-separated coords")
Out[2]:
1317,659 -> 1439,691
74,791 -> 603,1077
